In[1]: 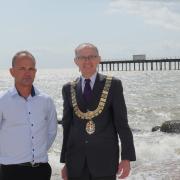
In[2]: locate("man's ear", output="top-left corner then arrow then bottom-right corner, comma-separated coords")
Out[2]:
9,68 -> 15,77
98,56 -> 101,63
74,58 -> 78,66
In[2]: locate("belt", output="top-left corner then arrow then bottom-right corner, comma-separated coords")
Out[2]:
17,162 -> 45,167
17,162 -> 47,167
1,162 -> 47,168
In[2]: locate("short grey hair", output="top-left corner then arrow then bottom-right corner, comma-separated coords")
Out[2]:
75,43 -> 99,57
12,50 -> 36,67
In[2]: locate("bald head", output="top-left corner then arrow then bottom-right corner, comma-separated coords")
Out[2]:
12,51 -> 36,67
75,43 -> 99,57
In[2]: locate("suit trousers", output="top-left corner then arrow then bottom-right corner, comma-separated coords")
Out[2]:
68,160 -> 116,180
1,162 -> 51,180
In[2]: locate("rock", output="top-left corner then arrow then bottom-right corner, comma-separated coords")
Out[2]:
152,120 -> 180,133
131,128 -> 142,133
58,120 -> 62,124
160,120 -> 180,133
152,126 -> 161,132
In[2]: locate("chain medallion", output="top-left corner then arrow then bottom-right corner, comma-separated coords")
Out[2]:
71,76 -> 112,134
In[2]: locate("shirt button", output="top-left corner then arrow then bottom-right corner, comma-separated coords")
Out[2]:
29,112 -> 31,114
31,124 -> 34,126
85,140 -> 88,144
32,136 -> 34,139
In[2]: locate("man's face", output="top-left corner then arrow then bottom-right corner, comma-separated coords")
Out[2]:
10,55 -> 37,87
74,47 -> 101,78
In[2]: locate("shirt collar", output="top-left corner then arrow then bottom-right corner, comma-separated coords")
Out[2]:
81,72 -> 97,84
9,85 -> 39,97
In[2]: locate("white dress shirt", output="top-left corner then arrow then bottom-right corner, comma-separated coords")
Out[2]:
0,86 -> 57,165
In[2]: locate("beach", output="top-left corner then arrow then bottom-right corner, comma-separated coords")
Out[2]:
1,68 -> 180,180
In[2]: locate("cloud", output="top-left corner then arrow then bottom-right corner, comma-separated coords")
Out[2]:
108,0 -> 180,31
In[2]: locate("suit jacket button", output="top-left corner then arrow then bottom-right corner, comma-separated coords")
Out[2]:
85,140 -> 88,144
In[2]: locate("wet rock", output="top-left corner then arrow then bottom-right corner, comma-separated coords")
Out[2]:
152,126 -> 161,132
160,120 -> 180,133
58,120 -> 62,124
131,128 -> 142,133
152,120 -> 180,133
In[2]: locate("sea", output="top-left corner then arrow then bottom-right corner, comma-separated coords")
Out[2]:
0,68 -> 180,180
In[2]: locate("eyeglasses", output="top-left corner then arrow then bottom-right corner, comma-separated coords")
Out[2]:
76,55 -> 99,61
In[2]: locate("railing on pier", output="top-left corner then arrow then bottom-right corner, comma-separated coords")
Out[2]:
100,58 -> 180,71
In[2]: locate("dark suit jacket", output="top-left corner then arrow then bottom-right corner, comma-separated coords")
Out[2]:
60,73 -> 136,177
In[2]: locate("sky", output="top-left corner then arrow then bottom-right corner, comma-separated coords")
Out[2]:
0,0 -> 180,69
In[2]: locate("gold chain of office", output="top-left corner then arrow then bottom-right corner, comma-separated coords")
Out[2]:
70,76 -> 112,134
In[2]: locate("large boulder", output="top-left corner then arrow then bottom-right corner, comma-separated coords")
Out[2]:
152,120 -> 180,133
161,120 -> 180,133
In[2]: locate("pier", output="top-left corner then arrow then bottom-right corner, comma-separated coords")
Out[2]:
100,58 -> 180,71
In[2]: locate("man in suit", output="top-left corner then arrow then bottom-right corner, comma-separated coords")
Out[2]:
60,43 -> 136,180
